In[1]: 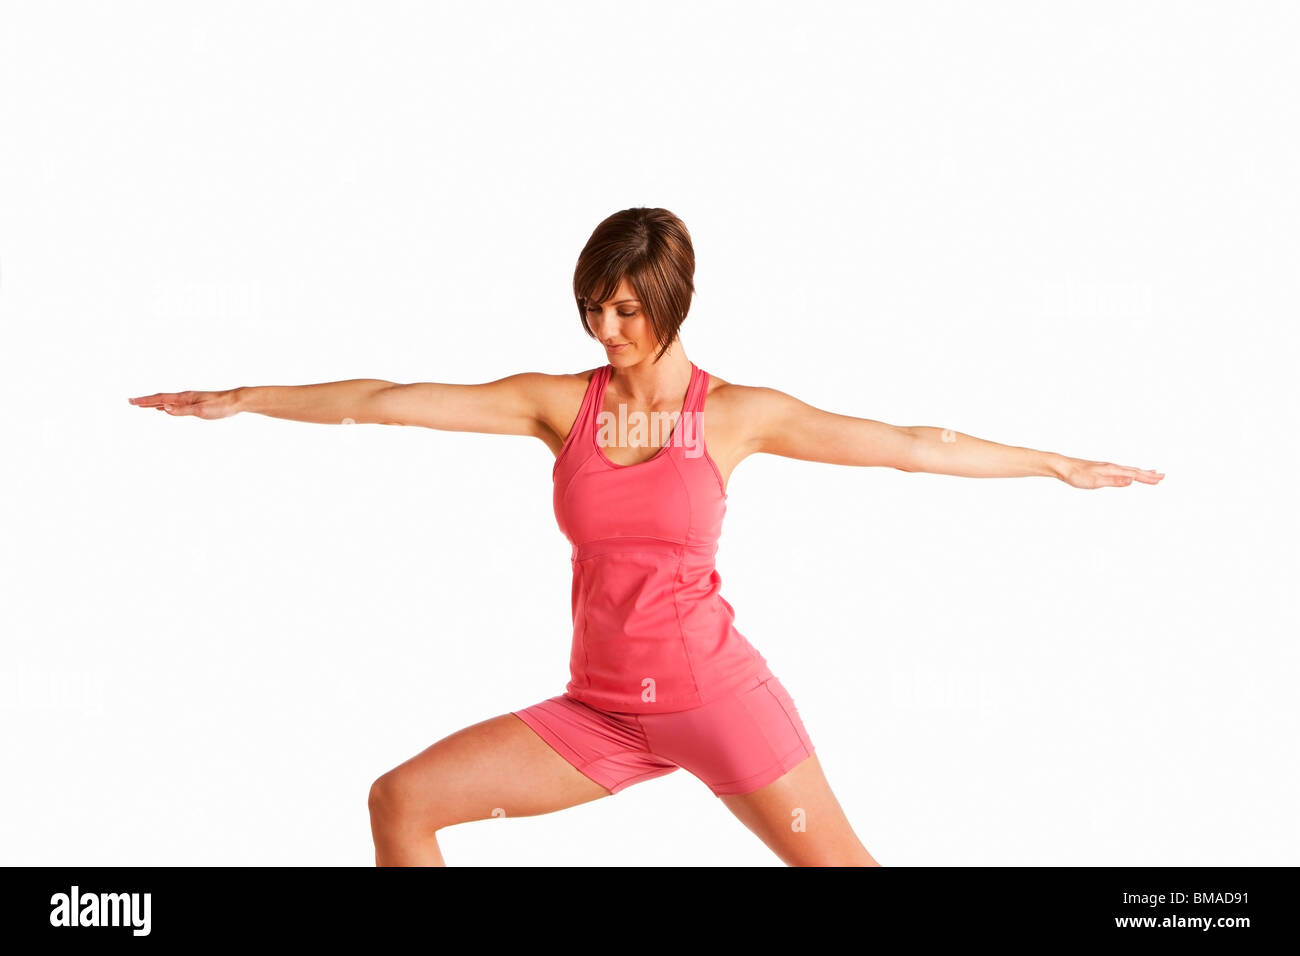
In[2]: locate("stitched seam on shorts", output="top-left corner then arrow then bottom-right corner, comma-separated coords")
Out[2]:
763,679 -> 805,745
710,679 -> 804,791
608,762 -> 678,791
710,742 -> 812,792
512,707 -> 585,767
554,706 -> 659,788
632,713 -> 672,768
531,732 -> 622,795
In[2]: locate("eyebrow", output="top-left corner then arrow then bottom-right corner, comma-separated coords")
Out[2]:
587,298 -> 640,305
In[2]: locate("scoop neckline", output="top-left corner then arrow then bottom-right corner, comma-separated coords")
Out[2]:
592,362 -> 698,470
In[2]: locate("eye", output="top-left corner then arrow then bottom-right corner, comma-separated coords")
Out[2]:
618,309 -> 638,317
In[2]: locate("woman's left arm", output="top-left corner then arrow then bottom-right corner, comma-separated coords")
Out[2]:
741,387 -> 1164,489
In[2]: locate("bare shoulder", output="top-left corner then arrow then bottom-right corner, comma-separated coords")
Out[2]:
695,372 -> 803,484
541,366 -> 602,406
702,371 -> 811,463
700,371 -> 786,417
697,372 -> 791,460
535,366 -> 603,444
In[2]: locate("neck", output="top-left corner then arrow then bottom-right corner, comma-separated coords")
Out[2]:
607,349 -> 692,402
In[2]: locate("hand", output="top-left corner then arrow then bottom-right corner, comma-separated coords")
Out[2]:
1057,456 -> 1164,489
127,389 -> 241,420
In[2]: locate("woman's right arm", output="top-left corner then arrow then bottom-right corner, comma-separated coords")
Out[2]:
341,374 -> 551,435
130,373 -> 554,438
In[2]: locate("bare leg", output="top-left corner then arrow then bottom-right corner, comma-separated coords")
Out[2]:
368,713 -> 611,866
719,753 -> 881,866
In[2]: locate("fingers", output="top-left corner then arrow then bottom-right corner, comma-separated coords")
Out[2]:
1090,466 -> 1133,487
130,392 -> 200,416
1099,463 -> 1165,487
129,393 -> 177,407
133,395 -> 187,414
1118,464 -> 1165,484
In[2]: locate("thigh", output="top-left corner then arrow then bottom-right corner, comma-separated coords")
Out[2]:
371,711 -> 613,829
719,753 -> 880,866
640,670 -> 813,797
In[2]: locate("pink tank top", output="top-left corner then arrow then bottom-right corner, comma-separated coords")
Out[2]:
552,361 -> 769,713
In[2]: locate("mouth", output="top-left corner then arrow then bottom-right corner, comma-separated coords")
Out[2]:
606,343 -> 629,351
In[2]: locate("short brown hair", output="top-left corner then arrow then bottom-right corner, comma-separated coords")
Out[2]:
573,207 -> 696,363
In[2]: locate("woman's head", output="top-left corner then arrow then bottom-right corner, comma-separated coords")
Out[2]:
573,207 -> 695,364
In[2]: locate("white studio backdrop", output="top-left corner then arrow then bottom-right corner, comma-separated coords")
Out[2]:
1,0 -> 1296,866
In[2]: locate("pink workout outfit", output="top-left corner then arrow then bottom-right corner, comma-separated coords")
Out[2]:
511,361 -> 815,797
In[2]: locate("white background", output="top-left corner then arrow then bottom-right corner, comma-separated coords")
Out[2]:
2,0 -> 1296,866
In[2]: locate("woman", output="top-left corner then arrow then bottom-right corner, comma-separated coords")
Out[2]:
128,207 -> 1163,866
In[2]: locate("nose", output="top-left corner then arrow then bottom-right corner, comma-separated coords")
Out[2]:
591,310 -> 619,339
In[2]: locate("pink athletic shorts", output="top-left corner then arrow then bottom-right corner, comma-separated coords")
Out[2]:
510,665 -> 815,797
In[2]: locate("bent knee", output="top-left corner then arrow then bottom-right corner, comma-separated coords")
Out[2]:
367,774 -> 389,813
368,771 -> 417,822
368,769 -> 454,832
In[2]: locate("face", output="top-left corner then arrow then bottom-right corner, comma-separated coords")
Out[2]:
584,277 -> 660,364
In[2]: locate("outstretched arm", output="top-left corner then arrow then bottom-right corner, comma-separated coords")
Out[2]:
128,372 -> 553,438
742,387 -> 1163,489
